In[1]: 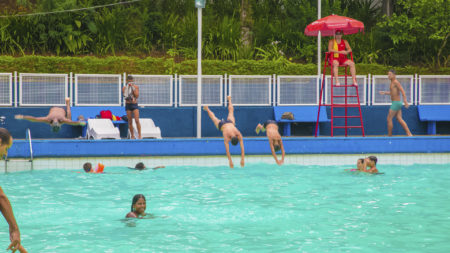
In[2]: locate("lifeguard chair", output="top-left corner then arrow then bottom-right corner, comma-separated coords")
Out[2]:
315,52 -> 365,137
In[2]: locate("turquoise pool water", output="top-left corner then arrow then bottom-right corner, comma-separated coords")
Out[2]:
1,163 -> 449,252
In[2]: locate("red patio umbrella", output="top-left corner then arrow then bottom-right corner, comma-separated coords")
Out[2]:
304,14 -> 364,36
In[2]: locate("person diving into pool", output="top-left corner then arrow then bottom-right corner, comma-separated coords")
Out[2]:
255,120 -> 285,165
15,97 -> 85,133
204,96 -> 245,168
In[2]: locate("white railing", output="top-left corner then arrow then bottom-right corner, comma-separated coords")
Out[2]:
0,73 -> 12,106
19,73 -> 68,106
127,74 -> 173,106
179,75 -> 223,106
325,75 -> 367,105
277,75 -> 319,105
229,75 -> 272,106
372,75 -> 414,105
2,73 -> 450,107
75,74 -> 122,106
419,75 -> 450,105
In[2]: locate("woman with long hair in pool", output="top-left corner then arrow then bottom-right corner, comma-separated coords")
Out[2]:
126,194 -> 148,218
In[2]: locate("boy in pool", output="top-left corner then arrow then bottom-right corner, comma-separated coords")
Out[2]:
82,162 -> 104,173
255,121 -> 285,165
204,96 -> 245,168
361,156 -> 379,174
378,69 -> 412,136
126,194 -> 147,218
129,162 -> 165,170
15,97 -> 85,133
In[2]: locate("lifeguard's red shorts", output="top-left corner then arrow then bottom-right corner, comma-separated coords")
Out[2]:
329,56 -> 350,66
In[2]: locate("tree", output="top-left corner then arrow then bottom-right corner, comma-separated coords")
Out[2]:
240,0 -> 253,47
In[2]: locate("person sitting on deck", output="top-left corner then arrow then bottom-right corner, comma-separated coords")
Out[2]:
328,29 -> 358,86
15,97 -> 85,133
204,96 -> 245,168
255,120 -> 285,165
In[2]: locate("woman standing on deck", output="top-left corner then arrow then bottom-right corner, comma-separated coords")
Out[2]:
123,75 -> 141,139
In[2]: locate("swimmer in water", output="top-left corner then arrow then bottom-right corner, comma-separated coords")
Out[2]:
255,120 -> 285,165
347,158 -> 365,172
15,97 -> 85,133
126,194 -> 147,218
362,156 -> 379,174
129,162 -> 165,171
82,162 -> 104,173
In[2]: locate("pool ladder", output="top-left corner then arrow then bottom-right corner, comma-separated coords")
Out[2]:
4,129 -> 33,172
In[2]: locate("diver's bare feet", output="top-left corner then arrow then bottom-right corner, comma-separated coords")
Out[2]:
227,96 -> 232,102
65,97 -> 70,103
203,106 -> 209,111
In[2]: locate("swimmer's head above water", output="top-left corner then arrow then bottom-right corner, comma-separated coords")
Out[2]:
131,194 -> 146,214
83,162 -> 92,173
135,162 -> 146,170
367,156 -> 377,165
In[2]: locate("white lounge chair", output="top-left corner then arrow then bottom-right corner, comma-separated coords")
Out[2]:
127,118 -> 162,139
87,119 -> 121,140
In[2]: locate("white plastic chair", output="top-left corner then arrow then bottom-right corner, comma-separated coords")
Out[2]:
127,118 -> 162,139
87,119 -> 121,140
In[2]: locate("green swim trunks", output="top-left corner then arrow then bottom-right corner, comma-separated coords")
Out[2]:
390,101 -> 403,111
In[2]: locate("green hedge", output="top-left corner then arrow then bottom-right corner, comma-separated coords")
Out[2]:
0,56 -> 448,75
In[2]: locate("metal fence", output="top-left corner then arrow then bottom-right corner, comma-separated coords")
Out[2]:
129,75 -> 173,106
1,73 -> 449,107
419,75 -> 450,105
179,75 -> 223,106
75,74 -> 121,106
277,76 -> 319,105
19,73 -> 68,106
371,75 -> 414,105
229,75 -> 272,106
0,73 -> 12,106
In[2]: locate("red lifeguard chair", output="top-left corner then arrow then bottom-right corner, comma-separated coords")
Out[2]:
304,14 -> 366,137
314,52 -> 365,137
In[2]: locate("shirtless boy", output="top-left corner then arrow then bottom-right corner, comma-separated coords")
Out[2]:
255,120 -> 285,165
15,98 -> 85,132
204,96 -> 245,168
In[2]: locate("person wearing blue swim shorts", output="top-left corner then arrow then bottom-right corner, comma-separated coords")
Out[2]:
379,70 -> 413,137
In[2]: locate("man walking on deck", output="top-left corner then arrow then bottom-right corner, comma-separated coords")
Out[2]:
379,70 -> 413,136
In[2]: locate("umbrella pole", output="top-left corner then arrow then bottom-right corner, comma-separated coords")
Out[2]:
317,0 -> 321,77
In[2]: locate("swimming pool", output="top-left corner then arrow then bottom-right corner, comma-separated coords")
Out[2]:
1,163 -> 449,252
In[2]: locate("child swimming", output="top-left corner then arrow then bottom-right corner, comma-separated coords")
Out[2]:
82,162 -> 104,173
126,194 -> 147,218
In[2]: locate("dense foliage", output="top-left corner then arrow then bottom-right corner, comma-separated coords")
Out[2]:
0,0 -> 448,68
1,55 -> 447,75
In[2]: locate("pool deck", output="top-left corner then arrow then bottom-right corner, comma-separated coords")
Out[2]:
8,135 -> 450,158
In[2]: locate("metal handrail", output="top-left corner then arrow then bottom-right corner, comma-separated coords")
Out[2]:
26,128 -> 33,162
4,129 -> 33,173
